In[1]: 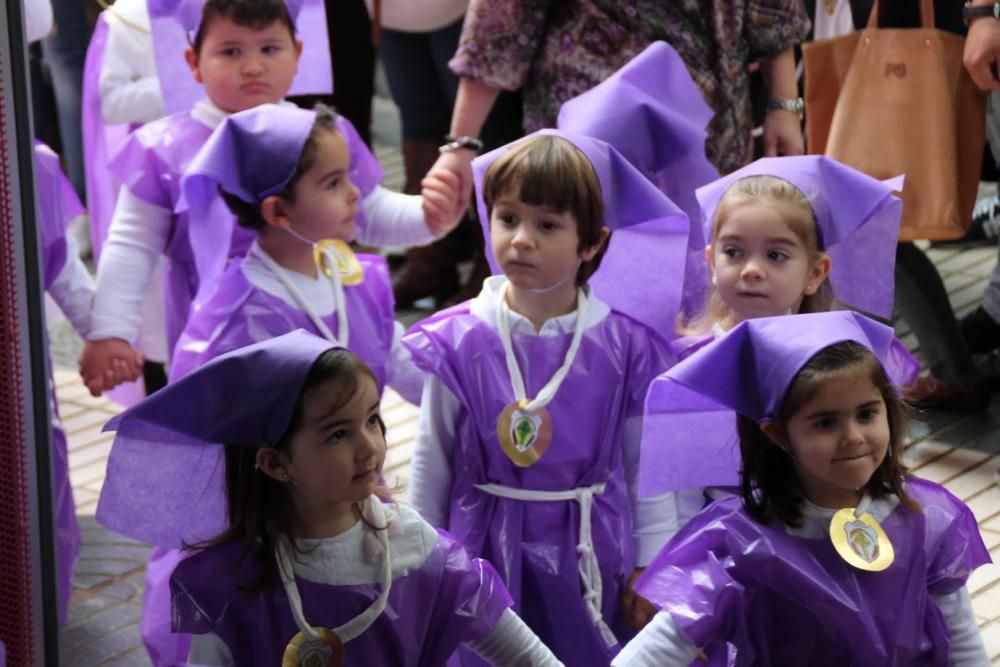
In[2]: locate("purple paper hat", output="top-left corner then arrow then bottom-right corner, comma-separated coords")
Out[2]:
558,42 -> 718,318
181,103 -> 383,296
147,0 -> 332,115
638,311 -> 920,497
697,155 -> 903,319
96,330 -> 338,547
472,129 -> 691,338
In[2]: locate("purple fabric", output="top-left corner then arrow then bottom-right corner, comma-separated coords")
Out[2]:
402,304 -> 675,664
472,129 -> 690,339
557,41 -> 719,319
171,525 -> 512,665
697,156 -> 903,319
147,0 -> 332,116
639,312 -> 921,498
82,13 -> 136,262
34,142 -> 85,626
142,547 -> 192,666
96,330 -> 337,547
635,478 -> 991,665
180,107 -> 383,298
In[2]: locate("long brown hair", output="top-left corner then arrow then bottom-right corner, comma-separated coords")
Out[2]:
739,341 -> 918,526
192,348 -> 385,592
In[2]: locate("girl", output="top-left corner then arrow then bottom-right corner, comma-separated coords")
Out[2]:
97,330 -> 562,666
637,156 -> 913,536
170,102 -> 421,403
80,0 -> 463,396
404,130 -> 690,665
615,311 -> 990,665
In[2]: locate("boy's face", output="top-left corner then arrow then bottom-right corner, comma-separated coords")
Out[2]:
185,17 -> 302,113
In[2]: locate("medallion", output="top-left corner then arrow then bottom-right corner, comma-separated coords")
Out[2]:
497,400 -> 553,467
282,627 -> 344,667
829,507 -> 894,572
316,239 -> 364,285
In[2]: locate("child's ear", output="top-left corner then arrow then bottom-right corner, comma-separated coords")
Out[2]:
294,39 -> 304,62
260,195 -> 291,231
255,448 -> 291,483
580,226 -> 611,261
184,46 -> 203,83
760,421 -> 788,449
705,244 -> 718,285
804,253 -> 832,296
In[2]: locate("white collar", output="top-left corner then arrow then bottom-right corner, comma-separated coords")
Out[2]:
786,494 -> 899,539
191,98 -> 297,130
470,275 -> 610,336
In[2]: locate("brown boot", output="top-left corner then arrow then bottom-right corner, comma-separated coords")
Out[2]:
392,239 -> 461,308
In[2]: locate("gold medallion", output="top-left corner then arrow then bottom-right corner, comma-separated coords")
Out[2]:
829,508 -> 894,572
496,400 -> 553,467
282,627 -> 344,667
316,240 -> 364,285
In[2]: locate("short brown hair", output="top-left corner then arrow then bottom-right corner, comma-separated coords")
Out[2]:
739,341 -> 918,527
193,0 -> 296,53
481,135 -> 610,286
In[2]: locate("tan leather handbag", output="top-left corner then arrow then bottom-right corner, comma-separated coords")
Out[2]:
803,0 -> 986,241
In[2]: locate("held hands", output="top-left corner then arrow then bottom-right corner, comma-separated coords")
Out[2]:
762,109 -> 804,157
421,164 -> 469,237
79,337 -> 144,397
964,15 -> 1000,90
621,567 -> 657,631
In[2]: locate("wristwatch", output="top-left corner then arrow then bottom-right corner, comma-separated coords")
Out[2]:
963,1 -> 1000,24
766,97 -> 804,119
439,135 -> 484,154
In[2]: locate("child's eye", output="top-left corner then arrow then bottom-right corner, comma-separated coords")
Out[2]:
327,428 -> 348,442
366,413 -> 381,427
327,177 -> 341,189
498,213 -> 517,226
856,407 -> 878,422
812,417 -> 836,430
539,220 -> 559,231
722,246 -> 742,258
221,47 -> 241,57
768,250 -> 789,262
262,44 -> 282,55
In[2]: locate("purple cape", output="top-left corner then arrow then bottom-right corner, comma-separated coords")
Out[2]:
403,302 -> 675,665
172,525 -> 512,666
635,478 -> 990,665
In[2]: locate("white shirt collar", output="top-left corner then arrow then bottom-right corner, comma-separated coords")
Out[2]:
470,275 -> 610,336
786,494 -> 900,539
190,98 -> 297,130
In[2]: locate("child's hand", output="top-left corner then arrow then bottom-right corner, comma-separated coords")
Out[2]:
621,567 -> 657,631
421,166 -> 467,237
79,338 -> 144,397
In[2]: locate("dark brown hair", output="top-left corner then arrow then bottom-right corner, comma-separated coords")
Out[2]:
220,103 -> 339,231
193,348 -> 385,592
739,341 -> 918,526
192,0 -> 296,53
481,135 -> 610,286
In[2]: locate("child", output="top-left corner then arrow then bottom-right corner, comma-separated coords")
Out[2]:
96,330 -> 562,666
615,311 -> 990,665
404,130 -> 690,665
637,156 -> 913,537
171,102 -> 423,402
80,0 -> 463,396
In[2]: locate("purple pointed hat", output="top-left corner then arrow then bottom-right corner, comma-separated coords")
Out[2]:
638,311 -> 920,497
147,0 -> 332,115
697,155 -> 903,318
96,330 -> 338,547
473,129 -> 691,338
180,103 -> 383,296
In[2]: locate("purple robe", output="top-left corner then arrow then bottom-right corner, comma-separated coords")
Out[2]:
171,527 -> 513,666
635,478 -> 990,665
108,111 -> 254,351
35,142 -> 85,626
403,304 -> 674,665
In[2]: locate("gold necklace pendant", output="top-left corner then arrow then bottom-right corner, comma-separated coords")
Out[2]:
315,240 -> 364,286
497,400 -> 554,467
829,507 -> 895,572
283,627 -> 344,667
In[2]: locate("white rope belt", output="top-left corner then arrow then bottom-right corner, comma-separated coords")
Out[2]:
474,481 -> 618,647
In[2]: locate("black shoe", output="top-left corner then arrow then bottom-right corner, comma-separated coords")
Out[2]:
932,194 -> 1000,248
961,306 -> 1000,354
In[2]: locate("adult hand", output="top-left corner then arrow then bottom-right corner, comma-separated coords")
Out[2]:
79,337 -> 144,396
964,15 -> 1000,90
621,567 -> 657,631
421,166 -> 467,236
431,148 -> 475,205
762,109 -> 804,157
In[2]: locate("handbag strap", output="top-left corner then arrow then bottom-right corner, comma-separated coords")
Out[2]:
866,0 -> 936,30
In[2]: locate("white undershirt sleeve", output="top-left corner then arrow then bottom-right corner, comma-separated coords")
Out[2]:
407,375 -> 459,528
386,320 -> 424,405
932,587 -> 990,666
99,10 -> 165,124
611,610 -> 702,667
623,415 -> 678,567
89,187 -> 171,343
186,631 -> 234,666
357,185 -> 437,248
46,224 -> 95,337
465,608 -> 565,666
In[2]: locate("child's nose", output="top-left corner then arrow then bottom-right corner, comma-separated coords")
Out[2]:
511,225 -> 534,247
740,258 -> 765,281
347,180 -> 360,202
243,55 -> 265,75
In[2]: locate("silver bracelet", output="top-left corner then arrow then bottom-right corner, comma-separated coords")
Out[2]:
439,135 -> 484,154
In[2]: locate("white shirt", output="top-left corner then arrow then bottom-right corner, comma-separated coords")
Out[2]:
408,275 -> 675,566
98,0 -> 166,125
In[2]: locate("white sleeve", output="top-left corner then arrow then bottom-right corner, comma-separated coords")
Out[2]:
98,16 -> 165,124
386,320 -> 425,405
89,187 -> 171,343
612,611 -> 702,667
623,415 -> 677,567
356,185 -> 437,248
465,608 -> 565,666
24,0 -> 53,42
931,587 -> 990,666
186,631 -> 235,666
46,223 -> 95,337
407,375 -> 459,528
